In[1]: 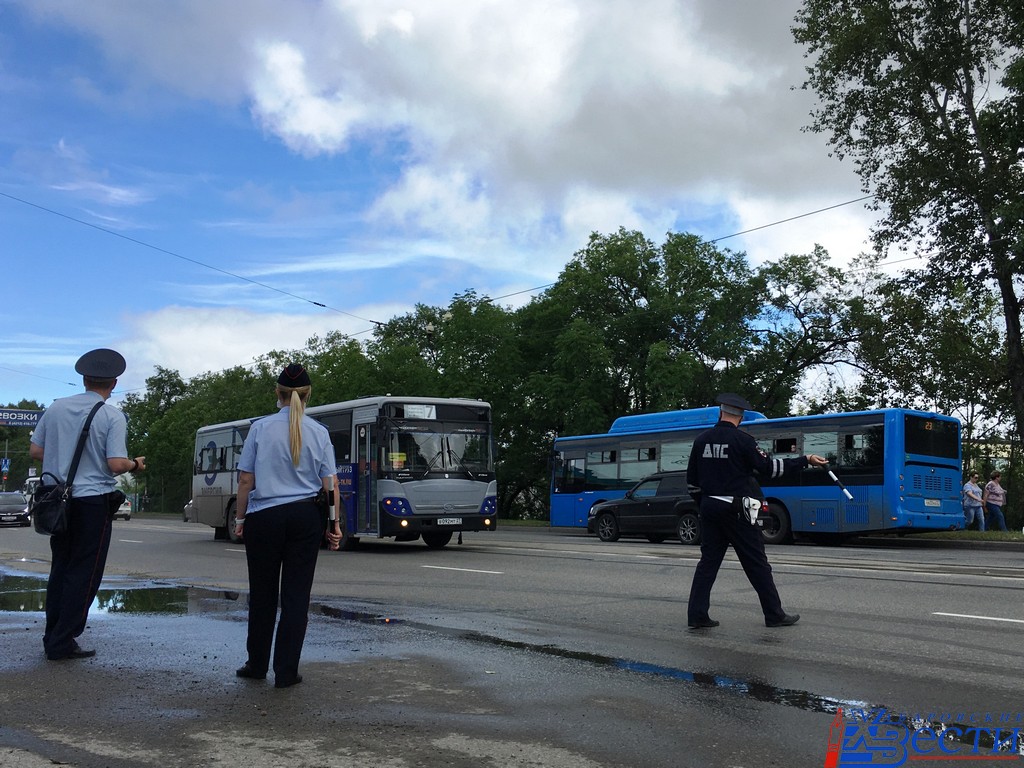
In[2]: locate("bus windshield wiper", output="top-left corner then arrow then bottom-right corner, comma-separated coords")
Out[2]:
420,449 -> 444,479
445,438 -> 476,480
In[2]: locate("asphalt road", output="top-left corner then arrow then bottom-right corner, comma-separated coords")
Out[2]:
1,520 -> 1022,767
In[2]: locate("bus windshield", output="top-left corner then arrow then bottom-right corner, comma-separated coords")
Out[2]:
384,421 -> 492,477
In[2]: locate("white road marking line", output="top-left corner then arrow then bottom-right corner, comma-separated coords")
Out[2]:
421,565 -> 503,575
226,548 -> 246,553
933,612 -> 1024,624
118,539 -> 144,543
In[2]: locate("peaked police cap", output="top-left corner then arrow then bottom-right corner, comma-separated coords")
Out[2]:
75,348 -> 126,379
715,392 -> 754,411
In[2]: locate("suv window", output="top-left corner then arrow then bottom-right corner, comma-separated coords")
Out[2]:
657,475 -> 689,494
632,479 -> 662,498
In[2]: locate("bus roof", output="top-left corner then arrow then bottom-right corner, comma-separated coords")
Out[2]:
555,406 -> 958,444
196,395 -> 492,434
609,407 -> 767,435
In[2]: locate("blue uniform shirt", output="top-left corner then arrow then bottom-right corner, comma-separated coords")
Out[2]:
237,406 -> 337,514
31,391 -> 128,497
686,419 -> 809,500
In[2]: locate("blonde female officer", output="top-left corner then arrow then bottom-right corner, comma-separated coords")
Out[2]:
233,364 -> 341,688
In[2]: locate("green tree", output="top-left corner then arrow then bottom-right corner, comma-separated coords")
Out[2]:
793,0 -> 1024,441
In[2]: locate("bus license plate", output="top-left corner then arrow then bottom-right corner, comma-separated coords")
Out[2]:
437,517 -> 462,525
924,499 -> 940,507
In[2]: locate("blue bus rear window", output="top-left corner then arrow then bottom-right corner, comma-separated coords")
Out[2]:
904,415 -> 959,459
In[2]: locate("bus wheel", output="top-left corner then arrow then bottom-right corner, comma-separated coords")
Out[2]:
422,531 -> 453,549
338,528 -> 359,551
596,512 -> 620,542
226,504 -> 244,544
677,511 -> 701,545
759,503 -> 791,545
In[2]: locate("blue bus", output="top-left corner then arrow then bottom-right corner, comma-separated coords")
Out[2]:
193,396 -> 497,549
550,406 -> 963,543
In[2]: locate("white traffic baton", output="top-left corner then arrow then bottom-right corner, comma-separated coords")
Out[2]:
828,468 -> 854,500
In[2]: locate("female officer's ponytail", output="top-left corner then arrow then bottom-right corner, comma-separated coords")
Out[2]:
276,364 -> 312,467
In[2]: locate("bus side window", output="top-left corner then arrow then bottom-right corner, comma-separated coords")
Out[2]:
803,432 -> 838,465
839,427 -> 883,469
660,440 -> 693,472
765,437 -> 800,457
559,457 -> 585,493
585,450 -> 618,491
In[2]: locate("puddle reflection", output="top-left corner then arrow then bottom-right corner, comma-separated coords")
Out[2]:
0,572 -> 241,615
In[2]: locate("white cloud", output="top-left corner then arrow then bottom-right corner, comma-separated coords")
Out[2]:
3,0 -> 890,407
112,304 -> 396,397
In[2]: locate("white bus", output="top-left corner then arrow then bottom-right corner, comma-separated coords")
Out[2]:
192,396 -> 497,549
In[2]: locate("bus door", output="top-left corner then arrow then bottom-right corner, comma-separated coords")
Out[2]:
356,423 -> 378,534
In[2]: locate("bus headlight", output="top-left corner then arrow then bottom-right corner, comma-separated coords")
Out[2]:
383,497 -> 413,516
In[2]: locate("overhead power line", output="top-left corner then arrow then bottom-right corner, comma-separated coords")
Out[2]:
0,189 -> 888,396
0,191 -> 383,327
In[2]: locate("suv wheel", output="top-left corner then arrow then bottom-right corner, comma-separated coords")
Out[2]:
677,511 -> 700,545
596,512 -> 620,542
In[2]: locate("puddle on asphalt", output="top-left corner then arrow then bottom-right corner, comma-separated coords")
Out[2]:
1,568 -> 1014,754
0,572 -> 241,615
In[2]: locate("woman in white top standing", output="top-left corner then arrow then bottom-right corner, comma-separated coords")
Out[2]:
233,364 -> 341,688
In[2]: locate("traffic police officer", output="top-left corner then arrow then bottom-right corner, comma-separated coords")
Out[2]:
233,364 -> 341,688
686,393 -> 827,628
30,348 -> 146,660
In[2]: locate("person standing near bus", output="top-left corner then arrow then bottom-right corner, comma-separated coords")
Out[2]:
686,393 -> 828,629
961,472 -> 985,531
29,348 -> 146,660
982,470 -> 1008,532
233,363 -> 342,688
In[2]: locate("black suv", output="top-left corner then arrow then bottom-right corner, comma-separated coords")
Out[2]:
587,471 -> 701,545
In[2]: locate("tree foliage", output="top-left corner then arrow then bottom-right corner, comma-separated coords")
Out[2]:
21,225 -> 1012,522
794,0 -> 1024,441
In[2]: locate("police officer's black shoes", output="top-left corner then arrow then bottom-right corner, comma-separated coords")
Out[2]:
766,613 -> 800,627
47,641 -> 97,660
275,674 -> 302,689
688,618 -> 720,629
236,662 -> 267,680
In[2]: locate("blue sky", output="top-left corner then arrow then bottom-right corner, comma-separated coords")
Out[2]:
1,0 -> 875,408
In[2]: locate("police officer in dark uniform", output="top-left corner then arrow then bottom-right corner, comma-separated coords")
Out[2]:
686,393 -> 827,629
29,348 -> 146,660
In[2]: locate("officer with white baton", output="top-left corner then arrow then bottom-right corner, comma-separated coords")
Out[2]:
686,393 -> 828,629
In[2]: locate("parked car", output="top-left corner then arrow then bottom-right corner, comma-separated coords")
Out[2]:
0,491 -> 31,527
587,471 -> 701,545
113,496 -> 132,521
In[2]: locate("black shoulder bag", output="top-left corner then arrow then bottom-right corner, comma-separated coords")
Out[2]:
31,401 -> 105,536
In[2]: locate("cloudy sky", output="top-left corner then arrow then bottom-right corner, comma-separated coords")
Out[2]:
1,0 -> 879,408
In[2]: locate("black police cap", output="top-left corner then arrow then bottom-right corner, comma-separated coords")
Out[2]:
277,363 -> 311,388
75,348 -> 126,379
715,392 -> 754,411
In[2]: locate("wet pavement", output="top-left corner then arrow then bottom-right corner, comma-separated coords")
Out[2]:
0,569 -> 837,767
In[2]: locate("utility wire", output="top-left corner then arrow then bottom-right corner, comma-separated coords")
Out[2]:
709,195 -> 876,243
0,191 -> 383,327
0,189 -> 892,397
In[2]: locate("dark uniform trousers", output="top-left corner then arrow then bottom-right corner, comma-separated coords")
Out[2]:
44,496 -> 114,659
687,497 -> 785,625
243,500 -> 323,680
